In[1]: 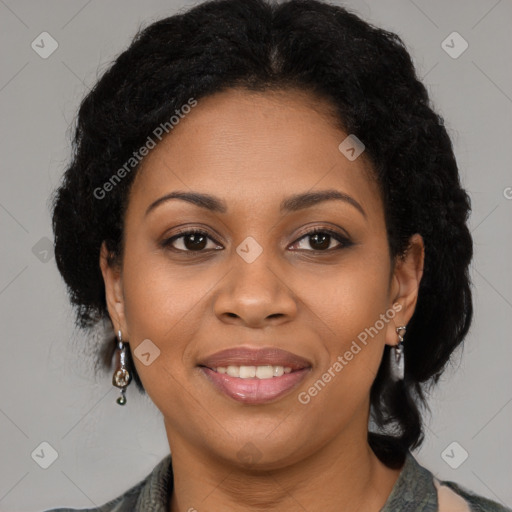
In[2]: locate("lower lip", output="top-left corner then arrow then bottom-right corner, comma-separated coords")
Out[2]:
199,366 -> 311,405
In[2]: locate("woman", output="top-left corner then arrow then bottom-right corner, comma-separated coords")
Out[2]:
47,0 -> 511,510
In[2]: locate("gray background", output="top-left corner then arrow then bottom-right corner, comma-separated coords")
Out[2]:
0,0 -> 511,510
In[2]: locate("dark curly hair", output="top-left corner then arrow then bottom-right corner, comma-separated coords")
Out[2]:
50,0 -> 473,469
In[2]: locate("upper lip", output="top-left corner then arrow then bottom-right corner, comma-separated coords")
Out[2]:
197,347 -> 312,371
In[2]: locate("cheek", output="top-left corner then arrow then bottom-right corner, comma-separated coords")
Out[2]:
121,245 -> 213,338
120,248 -> 228,405
299,248 -> 391,340
297,251 -> 391,408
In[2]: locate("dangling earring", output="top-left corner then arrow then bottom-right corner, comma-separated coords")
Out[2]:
391,325 -> 407,381
112,330 -> 132,405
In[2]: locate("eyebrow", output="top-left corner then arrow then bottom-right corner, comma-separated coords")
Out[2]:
145,189 -> 366,219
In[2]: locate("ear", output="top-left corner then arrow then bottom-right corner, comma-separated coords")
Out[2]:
385,233 -> 424,347
99,241 -> 129,339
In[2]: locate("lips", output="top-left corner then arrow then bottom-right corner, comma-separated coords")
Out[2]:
199,366 -> 311,404
197,346 -> 312,372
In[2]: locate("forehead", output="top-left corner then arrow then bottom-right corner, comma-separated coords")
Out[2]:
127,88 -> 382,219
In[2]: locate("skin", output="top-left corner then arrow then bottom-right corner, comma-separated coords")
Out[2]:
100,88 -> 424,512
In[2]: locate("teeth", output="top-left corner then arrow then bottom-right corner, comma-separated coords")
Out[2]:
272,365 -> 284,377
215,365 -> 294,379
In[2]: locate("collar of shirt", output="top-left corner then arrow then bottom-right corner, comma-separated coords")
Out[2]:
380,451 -> 438,512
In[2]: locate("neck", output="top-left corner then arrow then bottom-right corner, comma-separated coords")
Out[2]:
165,419 -> 403,512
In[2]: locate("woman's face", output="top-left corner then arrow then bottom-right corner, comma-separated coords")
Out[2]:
101,88 -> 423,469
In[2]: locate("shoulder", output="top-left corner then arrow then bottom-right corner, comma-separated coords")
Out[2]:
41,454 -> 173,512
436,478 -> 512,512
381,451 -> 512,512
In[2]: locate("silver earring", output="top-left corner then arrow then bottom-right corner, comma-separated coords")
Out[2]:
112,330 -> 132,405
391,325 -> 407,381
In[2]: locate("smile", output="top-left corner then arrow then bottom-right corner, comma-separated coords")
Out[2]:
199,366 -> 311,404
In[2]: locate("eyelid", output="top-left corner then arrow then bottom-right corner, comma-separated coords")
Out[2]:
292,224 -> 352,243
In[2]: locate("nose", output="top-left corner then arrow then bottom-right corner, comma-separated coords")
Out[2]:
213,249 -> 298,329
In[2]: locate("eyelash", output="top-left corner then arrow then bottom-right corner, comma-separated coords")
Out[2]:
160,227 -> 352,255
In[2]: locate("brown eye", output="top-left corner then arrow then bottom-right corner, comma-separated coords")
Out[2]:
289,228 -> 352,252
161,229 -> 222,253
